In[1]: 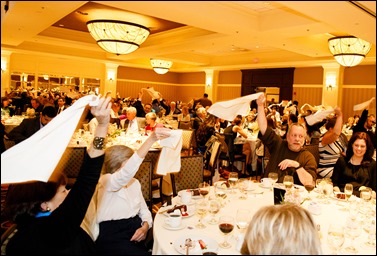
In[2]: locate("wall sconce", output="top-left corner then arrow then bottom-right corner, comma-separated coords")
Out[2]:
326,72 -> 336,91
107,70 -> 115,81
1,59 -> 7,73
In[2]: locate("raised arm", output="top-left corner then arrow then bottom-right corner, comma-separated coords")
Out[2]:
256,93 -> 268,135
87,96 -> 112,158
321,107 -> 343,146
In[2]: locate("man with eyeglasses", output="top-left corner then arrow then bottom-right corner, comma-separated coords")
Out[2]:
256,93 -> 316,186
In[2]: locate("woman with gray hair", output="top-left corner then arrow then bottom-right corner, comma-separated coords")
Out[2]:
241,204 -> 322,255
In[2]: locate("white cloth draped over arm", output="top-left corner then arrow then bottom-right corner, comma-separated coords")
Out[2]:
1,95 -> 98,184
156,129 -> 183,175
207,93 -> 263,121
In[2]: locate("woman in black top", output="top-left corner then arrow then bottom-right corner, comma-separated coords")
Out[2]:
4,96 -> 112,255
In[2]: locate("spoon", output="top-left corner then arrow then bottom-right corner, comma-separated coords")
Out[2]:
185,238 -> 193,255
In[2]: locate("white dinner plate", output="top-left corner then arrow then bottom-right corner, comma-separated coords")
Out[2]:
163,223 -> 186,231
161,205 -> 195,218
176,198 -> 196,205
178,189 -> 202,199
173,234 -> 219,255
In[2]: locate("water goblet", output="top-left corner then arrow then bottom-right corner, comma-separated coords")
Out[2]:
344,214 -> 362,254
360,187 -> 372,205
327,224 -> 345,255
323,181 -> 333,204
344,183 -> 353,203
237,178 -> 249,200
268,172 -> 278,191
315,178 -> 324,198
236,209 -> 250,233
199,182 -> 210,200
218,215 -> 235,249
228,172 -> 239,194
283,175 -> 294,190
195,199 -> 208,229
208,199 -> 221,224
214,182 -> 228,207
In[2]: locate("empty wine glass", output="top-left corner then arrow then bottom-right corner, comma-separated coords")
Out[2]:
343,214 -> 362,254
323,181 -> 333,204
214,182 -> 228,207
228,172 -> 239,194
195,199 -> 208,229
344,183 -> 353,203
315,178 -> 324,199
363,218 -> 376,248
236,209 -> 250,233
237,178 -> 249,200
218,215 -> 235,248
327,224 -> 345,255
208,199 -> 221,224
360,187 -> 372,206
283,175 -> 294,190
268,172 -> 278,191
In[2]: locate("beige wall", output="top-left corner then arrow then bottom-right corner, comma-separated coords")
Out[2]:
4,52 -> 375,119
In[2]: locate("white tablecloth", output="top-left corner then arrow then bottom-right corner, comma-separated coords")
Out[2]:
152,184 -> 376,255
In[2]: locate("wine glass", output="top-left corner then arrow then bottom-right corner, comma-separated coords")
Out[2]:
228,172 -> 238,194
195,199 -> 208,229
323,181 -> 333,204
236,209 -> 250,233
363,219 -> 376,248
303,178 -> 315,200
208,199 -> 221,224
198,182 -> 210,200
344,214 -> 362,254
283,175 -> 294,190
237,178 -> 249,200
268,172 -> 278,191
214,182 -> 228,207
344,183 -> 353,203
360,187 -> 372,205
218,215 -> 235,248
315,178 -> 324,198
327,224 -> 345,255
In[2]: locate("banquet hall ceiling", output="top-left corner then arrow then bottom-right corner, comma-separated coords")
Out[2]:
1,1 -> 376,72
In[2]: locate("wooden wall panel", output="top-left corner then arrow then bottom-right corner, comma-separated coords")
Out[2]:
342,88 -> 376,119
217,86 -> 242,102
292,87 -> 322,108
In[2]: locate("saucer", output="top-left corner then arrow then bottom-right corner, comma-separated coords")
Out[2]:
259,183 -> 272,189
163,223 -> 186,230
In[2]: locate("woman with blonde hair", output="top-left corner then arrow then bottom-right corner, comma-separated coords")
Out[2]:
241,204 -> 322,255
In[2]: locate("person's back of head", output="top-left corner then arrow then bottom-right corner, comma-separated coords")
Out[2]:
241,204 -> 322,255
103,145 -> 134,174
42,105 -> 57,118
203,93 -> 208,98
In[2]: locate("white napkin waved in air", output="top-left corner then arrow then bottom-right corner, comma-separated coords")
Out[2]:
155,129 -> 183,175
305,107 -> 334,126
1,95 -> 99,184
207,92 -> 263,121
353,97 -> 375,111
141,87 -> 162,100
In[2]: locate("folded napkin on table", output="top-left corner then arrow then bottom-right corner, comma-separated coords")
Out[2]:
1,95 -> 98,184
207,93 -> 263,121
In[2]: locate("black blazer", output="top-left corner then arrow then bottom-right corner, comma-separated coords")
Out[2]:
8,117 -> 41,144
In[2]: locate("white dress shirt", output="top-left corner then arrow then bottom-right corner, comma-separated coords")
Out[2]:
127,119 -> 139,133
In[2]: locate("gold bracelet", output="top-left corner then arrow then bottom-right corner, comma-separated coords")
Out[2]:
93,137 -> 105,150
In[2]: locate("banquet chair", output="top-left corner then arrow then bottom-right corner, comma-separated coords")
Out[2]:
217,133 -> 247,174
305,143 -> 320,166
203,140 -> 222,185
170,155 -> 203,197
134,160 -> 153,211
256,141 -> 270,178
181,129 -> 194,156
59,147 -> 86,189
1,223 -> 17,255
178,120 -> 193,130
3,136 -> 15,151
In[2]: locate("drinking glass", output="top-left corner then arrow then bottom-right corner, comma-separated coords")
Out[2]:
327,224 -> 345,255
323,181 -> 333,204
315,178 -> 324,198
268,172 -> 278,191
283,175 -> 294,190
236,209 -> 250,233
195,199 -> 208,229
218,215 -> 235,248
228,172 -> 239,194
303,178 -> 315,200
199,182 -> 210,199
214,182 -> 228,207
237,178 -> 248,200
208,199 -> 221,224
363,219 -> 376,248
344,183 -> 353,203
360,187 -> 372,205
344,215 -> 362,254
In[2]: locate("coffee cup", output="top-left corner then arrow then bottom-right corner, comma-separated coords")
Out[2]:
180,190 -> 192,204
165,210 -> 182,228
261,178 -> 272,187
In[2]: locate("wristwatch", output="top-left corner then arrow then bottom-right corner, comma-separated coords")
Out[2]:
93,137 -> 105,150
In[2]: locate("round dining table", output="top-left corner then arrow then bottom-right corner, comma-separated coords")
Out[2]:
152,182 -> 376,255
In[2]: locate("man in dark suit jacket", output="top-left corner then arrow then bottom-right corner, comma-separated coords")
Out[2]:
8,106 -> 57,144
